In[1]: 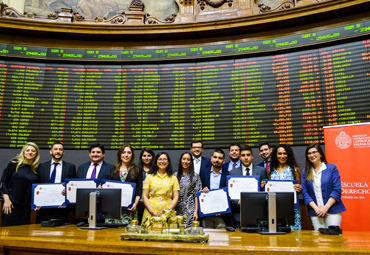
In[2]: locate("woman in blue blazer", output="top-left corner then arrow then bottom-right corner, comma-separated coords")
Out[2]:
302,144 -> 346,230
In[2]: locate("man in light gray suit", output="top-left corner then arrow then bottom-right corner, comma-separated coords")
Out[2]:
229,145 -> 267,229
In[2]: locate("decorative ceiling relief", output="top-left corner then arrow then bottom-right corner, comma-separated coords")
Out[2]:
197,0 -> 233,10
22,0 -> 178,22
1,0 -> 326,24
258,0 -> 295,13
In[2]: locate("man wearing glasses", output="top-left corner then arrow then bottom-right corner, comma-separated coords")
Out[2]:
190,140 -> 211,175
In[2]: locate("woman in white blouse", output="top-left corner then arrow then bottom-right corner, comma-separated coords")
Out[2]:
301,143 -> 346,230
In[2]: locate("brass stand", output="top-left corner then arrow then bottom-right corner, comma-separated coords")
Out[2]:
121,232 -> 209,243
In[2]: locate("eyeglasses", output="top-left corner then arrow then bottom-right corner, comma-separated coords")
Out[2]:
158,158 -> 168,162
191,146 -> 202,149
307,151 -> 319,156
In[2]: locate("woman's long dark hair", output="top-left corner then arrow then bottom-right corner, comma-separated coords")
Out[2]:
138,147 -> 155,170
112,144 -> 138,179
149,152 -> 174,176
269,144 -> 299,179
304,143 -> 327,182
177,152 -> 195,184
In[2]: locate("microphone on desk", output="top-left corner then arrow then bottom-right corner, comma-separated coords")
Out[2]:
226,226 -> 235,232
41,219 -> 63,227
319,225 -> 342,235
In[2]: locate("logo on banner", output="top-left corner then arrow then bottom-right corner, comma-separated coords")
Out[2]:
335,131 -> 352,149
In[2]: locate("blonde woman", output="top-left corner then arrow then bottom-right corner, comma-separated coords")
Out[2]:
1,142 -> 40,226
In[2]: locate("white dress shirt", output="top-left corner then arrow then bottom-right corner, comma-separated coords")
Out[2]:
313,162 -> 326,207
193,157 -> 202,175
242,163 -> 253,176
87,161 -> 103,179
50,160 -> 63,183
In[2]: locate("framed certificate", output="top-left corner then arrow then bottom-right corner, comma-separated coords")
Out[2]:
65,179 -> 98,204
197,187 -> 231,217
264,179 -> 299,209
31,183 -> 65,209
227,175 -> 260,200
100,179 -> 136,209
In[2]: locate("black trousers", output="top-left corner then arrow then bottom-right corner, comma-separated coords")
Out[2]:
2,203 -> 30,227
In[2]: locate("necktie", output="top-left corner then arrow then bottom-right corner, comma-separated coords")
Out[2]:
246,167 -> 250,176
195,158 -> 200,164
266,161 -> 270,175
91,163 -> 97,179
50,162 -> 58,183
232,163 -> 236,170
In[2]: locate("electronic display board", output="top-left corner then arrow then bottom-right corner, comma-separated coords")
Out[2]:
0,38 -> 369,149
1,21 -> 370,61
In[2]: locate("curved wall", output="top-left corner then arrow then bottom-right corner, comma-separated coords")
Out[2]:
0,0 -> 369,174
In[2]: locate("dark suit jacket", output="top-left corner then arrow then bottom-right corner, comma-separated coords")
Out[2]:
258,161 -> 270,176
257,161 -> 264,168
36,160 -> 76,223
199,166 -> 229,190
230,164 -> 267,186
229,164 -> 267,222
222,161 -> 230,172
200,156 -> 212,172
76,161 -> 113,184
109,166 -> 143,198
38,160 -> 76,183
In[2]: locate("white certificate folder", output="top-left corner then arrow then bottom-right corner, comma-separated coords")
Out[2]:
65,179 -> 98,204
31,183 -> 66,209
227,175 -> 260,201
197,188 -> 231,217
264,179 -> 299,209
100,179 -> 136,209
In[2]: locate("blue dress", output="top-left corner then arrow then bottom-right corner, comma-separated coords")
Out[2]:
270,166 -> 302,230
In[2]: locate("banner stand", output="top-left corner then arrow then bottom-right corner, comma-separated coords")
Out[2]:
324,122 -> 370,231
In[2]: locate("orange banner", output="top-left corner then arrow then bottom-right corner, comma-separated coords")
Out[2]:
324,122 -> 370,231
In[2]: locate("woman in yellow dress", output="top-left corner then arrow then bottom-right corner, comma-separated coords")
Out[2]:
142,152 -> 179,226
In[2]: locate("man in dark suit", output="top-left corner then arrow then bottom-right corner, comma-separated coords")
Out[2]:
36,141 -> 76,223
229,145 -> 268,229
222,143 -> 241,172
76,143 -> 113,184
199,149 -> 229,229
190,140 -> 211,175
257,142 -> 273,176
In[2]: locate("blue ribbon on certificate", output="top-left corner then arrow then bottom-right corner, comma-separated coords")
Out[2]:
100,179 -> 136,209
227,175 -> 260,201
31,183 -> 66,209
65,179 -> 99,204
263,179 -> 299,209
197,187 -> 231,217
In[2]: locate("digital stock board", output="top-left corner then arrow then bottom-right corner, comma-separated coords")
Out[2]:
1,20 -> 370,61
0,22 -> 369,149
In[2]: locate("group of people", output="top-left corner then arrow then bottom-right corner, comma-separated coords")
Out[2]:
1,140 -> 346,231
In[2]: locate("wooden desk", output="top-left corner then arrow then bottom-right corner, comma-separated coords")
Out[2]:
0,225 -> 369,255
